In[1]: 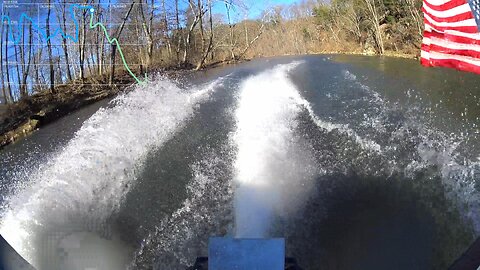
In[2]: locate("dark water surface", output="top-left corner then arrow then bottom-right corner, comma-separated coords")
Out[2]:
0,55 -> 478,270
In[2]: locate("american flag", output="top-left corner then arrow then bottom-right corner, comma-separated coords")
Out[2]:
421,0 -> 480,73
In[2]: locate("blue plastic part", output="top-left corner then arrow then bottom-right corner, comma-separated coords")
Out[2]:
209,237 -> 285,270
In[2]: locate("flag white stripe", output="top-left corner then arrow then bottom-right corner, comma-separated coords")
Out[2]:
424,13 -> 478,28
422,50 -> 480,66
424,36 -> 480,51
421,50 -> 430,59
423,3 -> 472,18
446,29 -> 480,40
423,35 -> 432,45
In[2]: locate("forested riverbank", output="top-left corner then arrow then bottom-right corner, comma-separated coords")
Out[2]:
0,0 -> 424,148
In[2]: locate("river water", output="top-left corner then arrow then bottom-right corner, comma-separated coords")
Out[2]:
0,55 -> 479,269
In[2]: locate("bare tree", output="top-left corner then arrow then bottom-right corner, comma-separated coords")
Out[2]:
196,0 -> 214,70
161,0 -> 172,56
20,21 -> 33,97
19,15 -> 26,96
406,0 -> 423,37
363,0 -> 384,54
33,50 -> 43,92
225,1 -> 237,60
57,0 -> 73,81
109,1 -> 136,86
11,30 -> 21,97
238,19 -> 266,59
94,2 -> 104,75
183,0 -> 202,64
1,11 -> 7,104
79,5 -> 87,82
197,0 -> 205,54
4,15 -> 12,102
344,3 -> 363,45
175,0 -> 182,64
46,0 -> 55,92
139,0 -> 155,70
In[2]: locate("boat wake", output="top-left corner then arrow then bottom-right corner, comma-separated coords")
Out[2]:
0,76 -> 224,269
1,60 -> 478,270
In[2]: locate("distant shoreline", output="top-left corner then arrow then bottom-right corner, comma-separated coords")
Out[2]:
248,50 -> 418,60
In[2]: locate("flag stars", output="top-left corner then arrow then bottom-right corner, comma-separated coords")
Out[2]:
469,0 -> 480,31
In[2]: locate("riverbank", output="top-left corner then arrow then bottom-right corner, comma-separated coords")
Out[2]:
332,51 -> 418,59
0,67 -> 193,150
0,78 -> 123,149
0,52 -> 417,150
300,47 -> 418,60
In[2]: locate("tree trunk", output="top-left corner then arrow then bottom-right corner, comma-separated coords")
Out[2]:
109,45 -> 117,86
139,0 -> 154,70
162,0 -> 172,57
34,51 -> 41,92
5,19 -> 12,101
1,11 -> 7,104
21,22 -> 33,97
95,3 -> 102,75
196,0 -> 213,70
134,15 -> 145,74
225,2 -> 236,60
46,0 -> 55,92
12,31 -> 21,96
183,18 -> 199,64
363,0 -> 384,54
175,0 -> 181,64
100,35 -> 105,75
197,0 -> 205,53
183,1 -> 201,64
109,1 -> 136,86
60,0 -> 73,81
79,8 -> 87,81
19,22 -> 26,97
87,51 -> 94,76
238,22 -> 266,60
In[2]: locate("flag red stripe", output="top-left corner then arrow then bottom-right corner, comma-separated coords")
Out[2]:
422,57 -> 480,74
424,19 -> 479,33
421,57 -> 432,66
423,0 -> 468,11
421,43 -> 431,52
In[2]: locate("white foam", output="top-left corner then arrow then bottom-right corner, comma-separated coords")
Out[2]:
342,69 -> 480,234
0,76 -> 224,268
417,138 -> 480,233
130,147 -> 234,269
296,97 -> 383,153
232,62 -> 318,237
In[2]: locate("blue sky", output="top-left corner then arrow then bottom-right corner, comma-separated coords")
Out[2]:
210,0 -> 303,20
244,0 -> 302,18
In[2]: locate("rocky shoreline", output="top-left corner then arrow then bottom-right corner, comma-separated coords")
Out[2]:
0,81 -> 123,149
